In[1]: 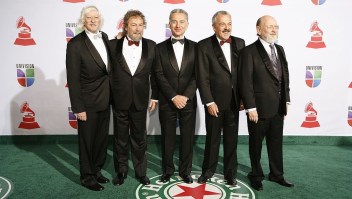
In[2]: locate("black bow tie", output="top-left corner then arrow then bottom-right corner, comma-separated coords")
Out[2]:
128,40 -> 140,46
172,38 -> 185,45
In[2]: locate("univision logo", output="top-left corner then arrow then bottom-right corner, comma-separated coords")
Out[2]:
16,64 -> 35,87
311,0 -> 326,5
305,66 -> 322,88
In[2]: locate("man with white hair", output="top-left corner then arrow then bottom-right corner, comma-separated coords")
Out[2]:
66,5 -> 111,191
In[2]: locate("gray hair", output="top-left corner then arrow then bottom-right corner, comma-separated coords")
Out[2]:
169,9 -> 189,22
123,10 -> 147,34
212,11 -> 231,26
77,5 -> 104,31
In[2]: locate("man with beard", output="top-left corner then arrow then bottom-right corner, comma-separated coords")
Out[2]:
110,10 -> 158,186
239,15 -> 294,191
196,11 -> 245,186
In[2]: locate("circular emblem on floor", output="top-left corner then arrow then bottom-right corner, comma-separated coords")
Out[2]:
0,176 -> 13,199
136,171 -> 255,199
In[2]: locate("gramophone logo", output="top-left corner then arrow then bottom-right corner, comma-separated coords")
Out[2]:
164,0 -> 185,4
349,82 -> 352,88
217,0 -> 230,3
305,66 -> 322,88
66,23 -> 82,42
16,64 -> 35,87
301,101 -> 320,128
262,0 -> 282,6
306,21 -> 326,49
311,0 -> 326,5
18,101 -> 40,129
14,16 -> 36,46
348,106 -> 352,127
63,0 -> 85,3
165,24 -> 172,40
68,107 -> 77,129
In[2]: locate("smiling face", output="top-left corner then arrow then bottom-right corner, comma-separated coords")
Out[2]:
257,15 -> 279,43
84,10 -> 100,33
213,14 -> 232,41
125,16 -> 144,41
169,12 -> 188,39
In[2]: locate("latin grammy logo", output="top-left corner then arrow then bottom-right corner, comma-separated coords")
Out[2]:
164,0 -> 185,4
261,0 -> 282,6
349,82 -> 352,88
18,101 -> 40,129
14,16 -> 36,46
306,21 -> 326,49
348,107 -> 352,127
301,102 -> 320,128
63,0 -> 85,3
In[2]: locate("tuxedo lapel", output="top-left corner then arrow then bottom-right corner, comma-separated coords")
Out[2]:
166,38 -> 180,73
179,38 -> 190,75
102,33 -> 111,73
84,32 -> 108,73
211,35 -> 231,73
255,39 -> 278,80
134,38 -> 148,75
116,37 -> 132,75
230,36 -> 239,73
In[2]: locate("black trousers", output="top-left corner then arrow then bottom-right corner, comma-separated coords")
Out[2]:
247,112 -> 284,182
159,105 -> 196,176
112,105 -> 147,178
78,107 -> 110,180
202,103 -> 239,180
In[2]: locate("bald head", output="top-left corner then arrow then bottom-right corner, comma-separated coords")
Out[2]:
256,15 -> 279,43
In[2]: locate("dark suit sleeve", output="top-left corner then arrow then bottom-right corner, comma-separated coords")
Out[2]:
153,45 -> 177,100
182,43 -> 197,100
196,43 -> 214,104
66,41 -> 85,113
238,47 -> 256,109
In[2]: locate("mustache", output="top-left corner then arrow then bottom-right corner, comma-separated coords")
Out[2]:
222,29 -> 231,33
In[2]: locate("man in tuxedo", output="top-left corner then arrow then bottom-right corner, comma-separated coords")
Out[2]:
238,15 -> 294,191
153,9 -> 197,184
110,10 -> 158,186
196,11 -> 245,186
66,6 -> 111,191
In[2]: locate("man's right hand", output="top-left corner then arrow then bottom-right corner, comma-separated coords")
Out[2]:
207,103 -> 219,117
248,110 -> 258,123
172,95 -> 188,109
76,112 -> 87,121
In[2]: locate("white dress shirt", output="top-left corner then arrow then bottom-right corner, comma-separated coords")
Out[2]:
123,36 -> 142,76
171,37 -> 185,69
85,30 -> 108,68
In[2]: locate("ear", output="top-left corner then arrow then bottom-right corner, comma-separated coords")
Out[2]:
256,26 -> 261,35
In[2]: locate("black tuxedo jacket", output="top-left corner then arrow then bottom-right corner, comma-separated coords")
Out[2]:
110,37 -> 157,111
66,31 -> 111,113
153,38 -> 197,111
239,39 -> 290,118
196,34 -> 245,111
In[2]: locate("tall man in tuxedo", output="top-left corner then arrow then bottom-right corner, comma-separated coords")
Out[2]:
110,10 -> 158,186
239,15 -> 294,191
66,6 -> 111,191
153,9 -> 197,184
196,11 -> 245,186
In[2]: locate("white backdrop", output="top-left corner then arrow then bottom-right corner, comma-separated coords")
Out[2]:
1,0 -> 351,136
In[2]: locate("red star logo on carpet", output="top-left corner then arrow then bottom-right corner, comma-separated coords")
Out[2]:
172,184 -> 220,199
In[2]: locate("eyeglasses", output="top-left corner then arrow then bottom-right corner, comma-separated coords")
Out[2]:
266,25 -> 279,30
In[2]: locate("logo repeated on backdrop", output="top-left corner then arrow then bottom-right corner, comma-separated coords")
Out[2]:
349,82 -> 352,88
14,16 -> 36,46
306,21 -> 326,49
18,101 -> 40,129
66,23 -> 81,42
119,0 -> 129,2
217,0 -> 230,3
16,64 -> 35,87
305,66 -> 322,88
135,172 -> 255,199
68,107 -> 77,129
261,0 -> 282,6
301,101 -> 320,128
164,0 -> 185,4
348,106 -> 352,127
311,0 -> 327,5
63,0 -> 85,3
165,24 -> 172,40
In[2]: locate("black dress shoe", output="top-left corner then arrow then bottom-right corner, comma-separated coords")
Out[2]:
269,178 -> 294,187
226,178 -> 237,186
96,175 -> 110,183
160,174 -> 172,183
181,175 -> 193,184
197,175 -> 208,184
81,178 -> 104,191
139,176 -> 150,185
113,173 -> 127,186
250,181 -> 263,191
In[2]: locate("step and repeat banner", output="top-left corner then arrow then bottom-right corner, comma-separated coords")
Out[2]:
1,0 -> 351,136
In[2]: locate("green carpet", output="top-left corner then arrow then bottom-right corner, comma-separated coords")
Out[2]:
0,136 -> 351,199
